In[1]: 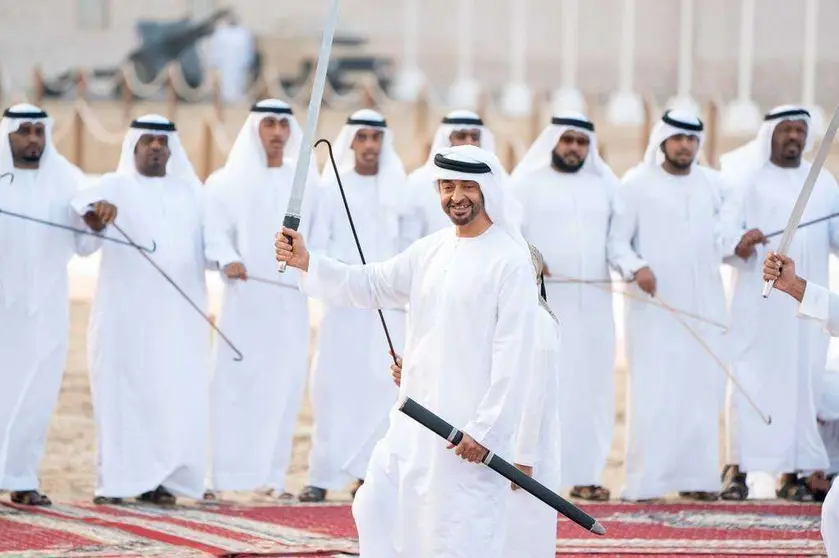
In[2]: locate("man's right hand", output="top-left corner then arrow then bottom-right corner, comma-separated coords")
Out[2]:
223,262 -> 247,280
275,227 -> 310,272
82,201 -> 118,232
763,251 -> 806,302
735,228 -> 768,260
634,266 -> 657,296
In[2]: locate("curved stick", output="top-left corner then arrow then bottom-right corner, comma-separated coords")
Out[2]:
654,294 -> 771,425
112,222 -> 243,362
0,207 -> 157,253
550,273 -> 729,332
315,138 -> 399,366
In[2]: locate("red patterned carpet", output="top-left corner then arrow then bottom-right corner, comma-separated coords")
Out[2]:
0,500 -> 826,557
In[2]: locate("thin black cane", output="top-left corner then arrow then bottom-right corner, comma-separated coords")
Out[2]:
0,207 -> 157,252
112,221 -> 243,361
0,172 -> 155,252
315,138 -> 398,366
765,211 -> 839,238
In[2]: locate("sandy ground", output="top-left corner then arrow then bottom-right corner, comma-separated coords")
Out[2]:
38,252 -> 836,504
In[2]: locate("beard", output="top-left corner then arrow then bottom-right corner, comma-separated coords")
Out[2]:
14,146 -> 43,165
551,151 -> 584,173
444,194 -> 485,226
663,151 -> 693,171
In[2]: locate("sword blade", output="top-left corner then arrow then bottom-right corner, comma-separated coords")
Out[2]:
278,0 -> 340,274
763,103 -> 839,298
285,0 -> 340,217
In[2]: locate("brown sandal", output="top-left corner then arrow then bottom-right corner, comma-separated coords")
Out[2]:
10,490 -> 52,506
570,485 -> 610,501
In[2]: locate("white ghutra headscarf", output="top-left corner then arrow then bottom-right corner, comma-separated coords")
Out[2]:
719,105 -> 813,183
220,98 -> 317,178
115,114 -> 200,186
320,109 -> 406,213
208,99 -> 319,191
430,145 -> 527,251
511,111 -> 616,183
426,110 -> 496,164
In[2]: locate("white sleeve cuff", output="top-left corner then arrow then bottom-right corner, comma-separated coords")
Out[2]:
797,281 -> 830,322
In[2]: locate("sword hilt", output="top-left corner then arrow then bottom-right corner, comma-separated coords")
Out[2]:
277,213 -> 301,274
762,279 -> 775,298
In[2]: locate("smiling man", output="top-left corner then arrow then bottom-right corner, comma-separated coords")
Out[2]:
608,110 -> 729,502
401,110 -> 498,246
718,105 -> 839,502
298,109 -> 409,503
202,99 -> 320,500
275,144 -> 535,558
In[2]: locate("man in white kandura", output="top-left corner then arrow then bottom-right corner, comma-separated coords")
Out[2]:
71,115 -> 211,505
276,145 -> 535,558
388,243 -> 562,558
0,104 -> 113,506
299,109 -> 408,502
401,110 -> 497,246
511,111 -> 617,501
762,252 -> 839,557
203,99 -> 319,500
608,110 -> 729,502
719,105 -> 839,502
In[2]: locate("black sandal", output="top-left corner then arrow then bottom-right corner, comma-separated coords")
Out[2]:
805,472 -> 832,502
10,490 -> 52,506
93,496 -> 123,505
720,465 -> 749,501
137,486 -> 176,505
298,485 -> 327,502
777,476 -> 814,502
570,485 -> 611,501
680,491 -> 720,501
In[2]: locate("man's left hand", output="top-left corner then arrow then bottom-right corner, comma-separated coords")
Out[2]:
83,201 -> 117,232
511,463 -> 533,490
